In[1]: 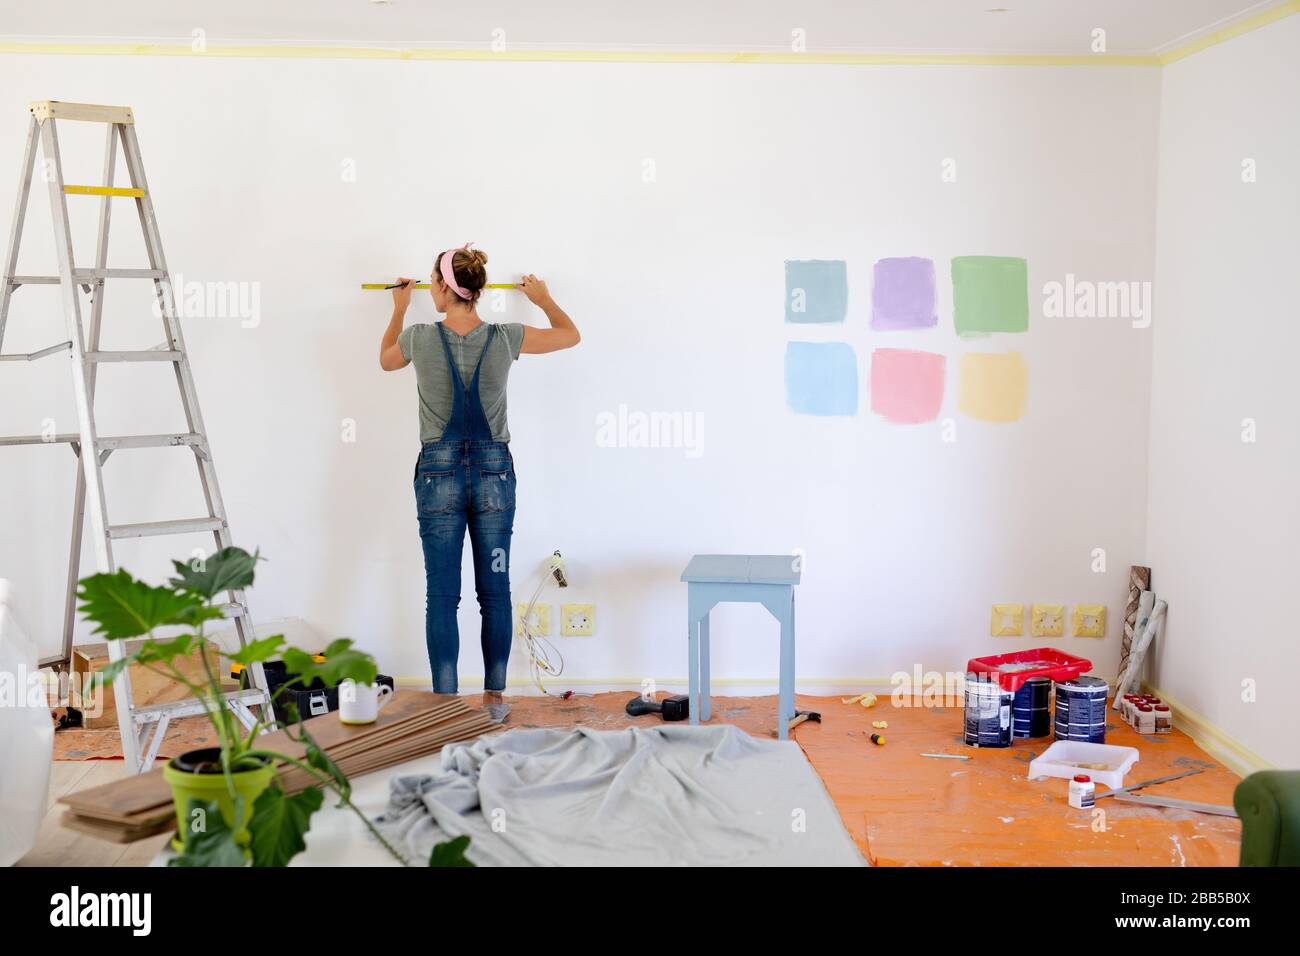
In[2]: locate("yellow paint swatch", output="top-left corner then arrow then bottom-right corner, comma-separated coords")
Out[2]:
990,603 -> 1024,636
958,351 -> 1028,423
1031,604 -> 1065,637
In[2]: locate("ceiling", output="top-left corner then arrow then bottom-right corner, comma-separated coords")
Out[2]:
0,1 -> 1287,55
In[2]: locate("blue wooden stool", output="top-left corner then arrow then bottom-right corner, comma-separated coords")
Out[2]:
680,554 -> 802,739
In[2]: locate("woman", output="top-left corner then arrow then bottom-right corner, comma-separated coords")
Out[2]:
379,244 -> 580,719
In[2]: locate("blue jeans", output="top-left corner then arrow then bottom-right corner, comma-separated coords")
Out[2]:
415,440 -> 516,693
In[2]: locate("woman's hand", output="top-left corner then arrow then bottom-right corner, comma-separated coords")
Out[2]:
391,277 -> 415,313
520,274 -> 552,306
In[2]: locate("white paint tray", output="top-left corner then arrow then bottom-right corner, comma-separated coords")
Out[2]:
1027,740 -> 1139,790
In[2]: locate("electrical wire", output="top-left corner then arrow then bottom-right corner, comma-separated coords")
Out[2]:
516,558 -> 566,695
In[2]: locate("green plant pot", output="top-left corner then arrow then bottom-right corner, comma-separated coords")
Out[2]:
162,747 -> 274,852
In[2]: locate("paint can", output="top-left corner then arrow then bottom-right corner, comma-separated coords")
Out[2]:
964,672 -> 1013,747
1154,704 -> 1172,734
1012,676 -> 1051,738
1053,676 -> 1108,743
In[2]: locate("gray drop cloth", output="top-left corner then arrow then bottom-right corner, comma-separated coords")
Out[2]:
375,724 -> 866,866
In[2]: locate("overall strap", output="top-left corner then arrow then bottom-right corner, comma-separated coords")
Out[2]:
467,325 -> 497,387
434,322 -> 466,391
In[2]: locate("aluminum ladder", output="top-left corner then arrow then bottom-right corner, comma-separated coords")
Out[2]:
0,101 -> 273,773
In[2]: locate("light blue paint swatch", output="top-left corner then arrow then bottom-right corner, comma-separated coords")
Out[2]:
784,342 -> 858,416
784,259 -> 848,324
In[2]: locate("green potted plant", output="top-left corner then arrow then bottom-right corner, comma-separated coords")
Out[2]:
78,546 -> 471,868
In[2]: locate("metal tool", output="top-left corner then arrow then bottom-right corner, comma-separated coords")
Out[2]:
1113,793 -> 1237,817
0,100 -> 274,773
1095,768 -> 1205,800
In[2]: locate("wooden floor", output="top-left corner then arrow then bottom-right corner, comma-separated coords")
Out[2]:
21,691 -> 1243,867
18,761 -> 173,867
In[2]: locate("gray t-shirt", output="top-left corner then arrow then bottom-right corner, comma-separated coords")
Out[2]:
398,321 -> 525,443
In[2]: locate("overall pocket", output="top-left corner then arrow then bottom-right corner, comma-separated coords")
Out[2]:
475,466 -> 517,513
415,468 -> 463,515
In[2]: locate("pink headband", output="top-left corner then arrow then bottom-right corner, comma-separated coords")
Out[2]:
439,242 -> 475,300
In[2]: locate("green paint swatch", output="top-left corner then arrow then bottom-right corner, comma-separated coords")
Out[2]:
951,256 -> 1028,335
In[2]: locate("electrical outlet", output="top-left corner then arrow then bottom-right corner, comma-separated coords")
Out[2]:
560,603 -> 595,636
515,602 -> 551,637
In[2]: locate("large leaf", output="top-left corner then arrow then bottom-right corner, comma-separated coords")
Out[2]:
228,634 -> 286,665
429,835 -> 475,867
282,639 -> 377,689
77,570 -> 213,640
168,798 -> 247,868
170,547 -> 260,599
248,784 -> 324,867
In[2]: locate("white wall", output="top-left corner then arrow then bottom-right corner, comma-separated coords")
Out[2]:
0,54 -> 1158,693
1146,18 -> 1300,769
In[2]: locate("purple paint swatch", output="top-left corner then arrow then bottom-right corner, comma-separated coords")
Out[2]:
871,257 -> 937,331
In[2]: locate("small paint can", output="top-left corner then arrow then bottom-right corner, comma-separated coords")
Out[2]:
1054,676 -> 1109,743
1154,704 -> 1172,734
1012,676 -> 1051,738
964,673 -> 1013,748
1069,774 -> 1096,809
1135,704 -> 1156,734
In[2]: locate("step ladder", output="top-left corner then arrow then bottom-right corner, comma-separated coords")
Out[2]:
0,101 -> 273,774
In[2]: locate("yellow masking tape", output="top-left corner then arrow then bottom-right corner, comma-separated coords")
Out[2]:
0,41 -> 1160,67
361,282 -> 518,290
63,185 -> 144,197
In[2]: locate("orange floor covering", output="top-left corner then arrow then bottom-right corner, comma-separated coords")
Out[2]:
508,691 -> 1243,867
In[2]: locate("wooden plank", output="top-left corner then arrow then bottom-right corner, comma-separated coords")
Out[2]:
29,101 -> 134,124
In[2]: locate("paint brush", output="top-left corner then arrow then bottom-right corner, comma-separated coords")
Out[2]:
920,753 -> 970,760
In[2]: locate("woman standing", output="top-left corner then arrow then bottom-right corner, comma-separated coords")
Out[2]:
379,244 -> 580,719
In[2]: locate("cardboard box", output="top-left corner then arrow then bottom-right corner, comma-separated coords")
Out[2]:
70,640 -> 232,729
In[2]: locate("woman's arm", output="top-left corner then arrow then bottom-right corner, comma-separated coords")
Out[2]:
379,278 -> 413,371
519,275 -> 581,354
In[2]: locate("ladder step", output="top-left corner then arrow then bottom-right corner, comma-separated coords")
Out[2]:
108,517 -> 226,539
96,433 -> 206,451
86,350 -> 182,363
29,101 -> 135,125
73,268 -> 166,280
219,602 -> 248,618
6,275 -> 61,285
132,687 -> 268,723
0,433 -> 78,447
63,185 -> 145,198
0,340 -> 72,362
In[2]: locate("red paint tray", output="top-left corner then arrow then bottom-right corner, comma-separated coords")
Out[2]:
966,647 -> 1093,693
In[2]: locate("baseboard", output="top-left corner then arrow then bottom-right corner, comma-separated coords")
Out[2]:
392,675 -> 900,697
1142,682 -> 1274,779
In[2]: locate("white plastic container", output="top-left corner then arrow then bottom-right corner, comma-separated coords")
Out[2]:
1027,739 -> 1139,791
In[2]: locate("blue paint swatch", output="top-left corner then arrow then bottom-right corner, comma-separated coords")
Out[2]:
784,342 -> 858,416
784,259 -> 848,324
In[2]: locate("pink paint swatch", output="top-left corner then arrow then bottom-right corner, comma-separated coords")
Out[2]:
870,348 -> 946,424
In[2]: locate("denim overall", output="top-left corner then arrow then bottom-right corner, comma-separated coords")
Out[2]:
414,323 -> 515,693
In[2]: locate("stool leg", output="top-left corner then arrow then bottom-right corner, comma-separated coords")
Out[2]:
688,611 -> 700,726
778,590 -> 795,740
699,612 -> 711,722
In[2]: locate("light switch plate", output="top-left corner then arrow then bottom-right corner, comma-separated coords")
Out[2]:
1072,604 -> 1106,638
515,602 -> 551,637
1031,603 -> 1065,637
990,603 -> 1024,636
560,603 -> 595,636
